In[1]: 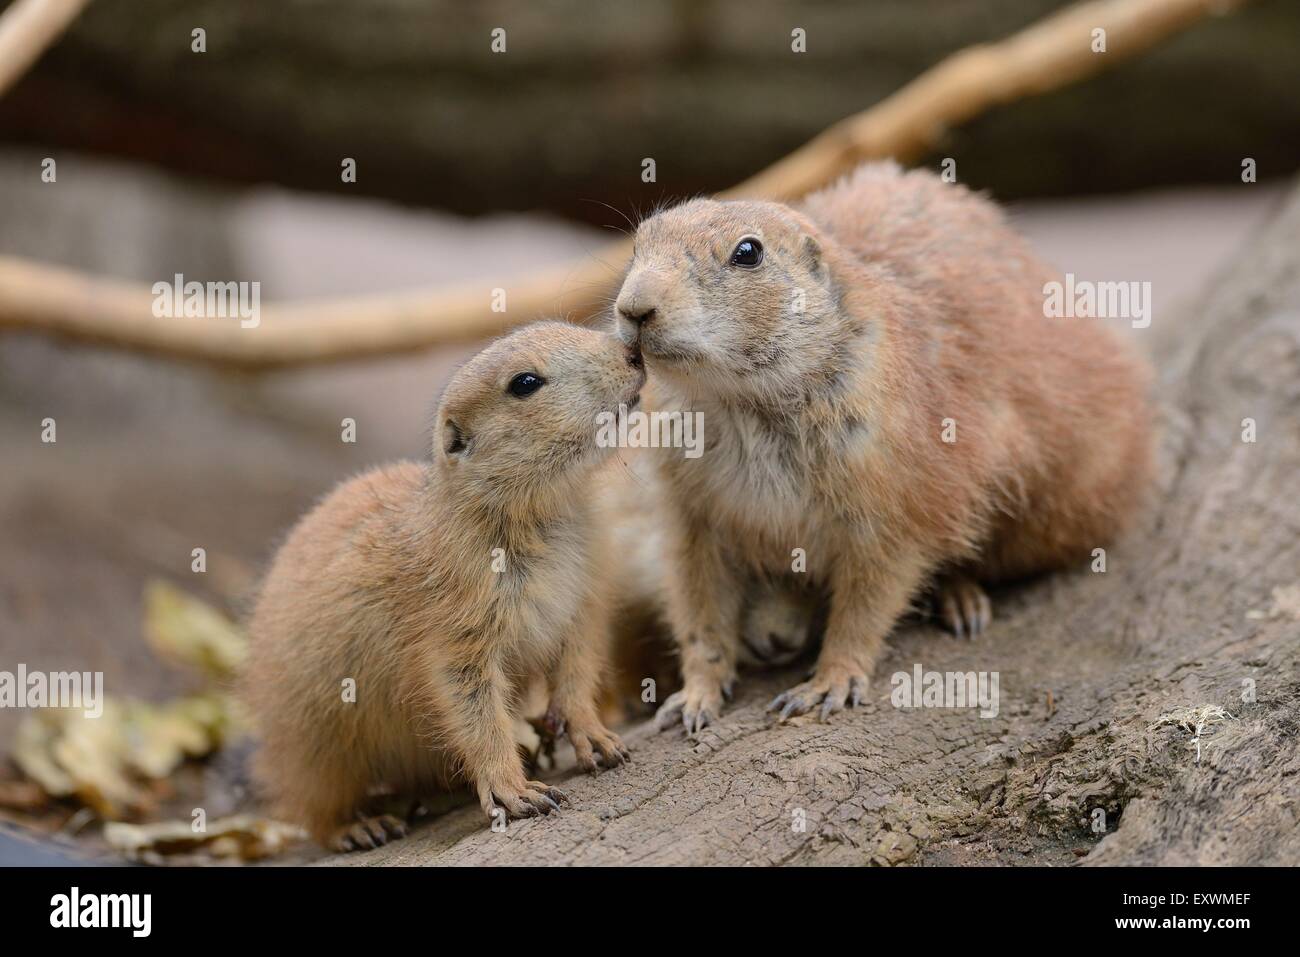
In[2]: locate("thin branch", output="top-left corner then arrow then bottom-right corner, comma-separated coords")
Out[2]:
0,0 -> 1247,369
0,0 -> 92,98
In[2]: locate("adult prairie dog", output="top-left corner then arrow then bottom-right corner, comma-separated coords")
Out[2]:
242,322 -> 642,849
613,162 -> 1153,731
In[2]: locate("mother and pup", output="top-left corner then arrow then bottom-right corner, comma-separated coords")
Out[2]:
243,160 -> 1153,851
616,162 -> 1153,732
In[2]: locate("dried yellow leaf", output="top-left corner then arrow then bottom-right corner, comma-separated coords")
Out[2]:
142,580 -> 247,680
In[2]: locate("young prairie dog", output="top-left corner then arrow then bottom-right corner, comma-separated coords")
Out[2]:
242,322 -> 642,850
614,162 -> 1153,731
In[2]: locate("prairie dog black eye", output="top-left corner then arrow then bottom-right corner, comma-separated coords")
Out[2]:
730,237 -> 763,268
508,372 -> 545,398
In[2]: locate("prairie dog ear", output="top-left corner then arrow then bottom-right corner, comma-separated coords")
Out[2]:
441,419 -> 468,460
801,233 -> 823,274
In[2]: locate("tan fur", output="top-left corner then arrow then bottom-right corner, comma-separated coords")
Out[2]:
613,162 -> 1154,728
241,322 -> 642,848
602,446 -> 817,719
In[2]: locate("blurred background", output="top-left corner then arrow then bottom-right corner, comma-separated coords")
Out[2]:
0,0 -> 1297,862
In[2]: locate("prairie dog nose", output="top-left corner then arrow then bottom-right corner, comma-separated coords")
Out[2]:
615,270 -> 666,327
617,300 -> 655,327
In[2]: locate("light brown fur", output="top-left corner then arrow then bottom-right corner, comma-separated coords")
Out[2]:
242,322 -> 642,849
602,446 -> 817,719
613,162 -> 1154,729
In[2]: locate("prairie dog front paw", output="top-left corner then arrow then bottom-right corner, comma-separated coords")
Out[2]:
654,669 -> 735,735
767,662 -> 869,723
548,705 -> 631,771
476,772 -> 568,825
569,720 -> 630,772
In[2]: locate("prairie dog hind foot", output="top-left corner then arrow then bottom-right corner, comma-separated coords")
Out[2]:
933,575 -> 993,640
329,814 -> 409,853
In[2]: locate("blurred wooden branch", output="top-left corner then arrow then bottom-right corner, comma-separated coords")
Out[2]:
0,0 -> 92,97
0,0 -> 1248,369
726,0 -> 1248,202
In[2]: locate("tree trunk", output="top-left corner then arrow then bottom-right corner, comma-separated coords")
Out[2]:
326,181 -> 1300,867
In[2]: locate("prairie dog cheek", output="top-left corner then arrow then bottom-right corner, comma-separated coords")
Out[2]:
686,297 -> 748,351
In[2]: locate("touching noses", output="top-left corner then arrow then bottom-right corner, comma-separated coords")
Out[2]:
616,270 -> 666,328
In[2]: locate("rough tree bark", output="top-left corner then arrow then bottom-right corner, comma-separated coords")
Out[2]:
321,182 -> 1300,867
